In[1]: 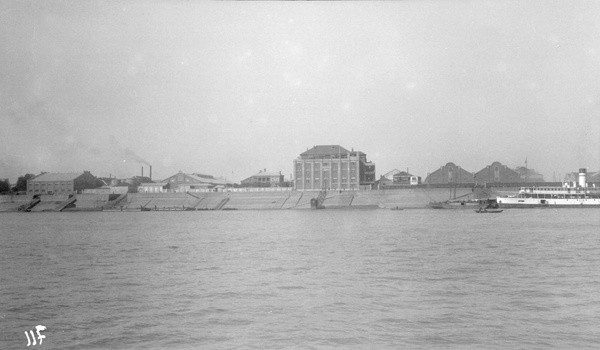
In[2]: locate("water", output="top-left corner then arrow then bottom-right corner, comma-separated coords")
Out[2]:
1,209 -> 599,349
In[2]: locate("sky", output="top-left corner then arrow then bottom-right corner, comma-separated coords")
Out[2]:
1,0 -> 599,184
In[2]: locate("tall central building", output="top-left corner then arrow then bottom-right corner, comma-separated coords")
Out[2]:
293,145 -> 376,191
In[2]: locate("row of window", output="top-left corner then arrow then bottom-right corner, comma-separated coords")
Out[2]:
522,187 -> 598,192
29,189 -> 69,194
519,193 -> 587,199
30,182 -> 72,187
301,177 -> 357,181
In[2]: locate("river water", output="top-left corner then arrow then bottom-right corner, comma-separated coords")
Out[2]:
1,209 -> 599,349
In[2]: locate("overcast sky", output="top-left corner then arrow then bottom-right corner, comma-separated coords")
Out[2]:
1,0 -> 599,183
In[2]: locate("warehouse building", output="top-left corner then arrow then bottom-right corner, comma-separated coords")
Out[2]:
26,171 -> 101,195
424,162 -> 473,185
473,161 -> 520,184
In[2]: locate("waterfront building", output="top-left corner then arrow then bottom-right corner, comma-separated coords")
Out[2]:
293,145 -> 376,191
241,170 -> 284,187
378,169 -> 421,187
514,166 -> 545,182
162,171 -> 233,192
26,171 -> 100,195
138,183 -> 169,193
424,162 -> 473,185
473,161 -> 520,184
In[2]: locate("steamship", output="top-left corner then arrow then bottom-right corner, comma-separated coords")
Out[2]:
496,169 -> 600,208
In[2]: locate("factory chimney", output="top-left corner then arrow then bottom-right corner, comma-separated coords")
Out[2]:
150,165 -> 152,181
578,168 -> 587,188
141,166 -> 144,178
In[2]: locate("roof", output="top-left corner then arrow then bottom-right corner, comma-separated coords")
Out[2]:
187,173 -> 233,185
300,145 -> 351,156
241,172 -> 283,183
30,172 -> 82,182
249,171 -> 282,177
163,172 -> 233,185
140,183 -> 168,186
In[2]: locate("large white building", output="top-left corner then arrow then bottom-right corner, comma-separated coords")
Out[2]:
293,145 -> 376,191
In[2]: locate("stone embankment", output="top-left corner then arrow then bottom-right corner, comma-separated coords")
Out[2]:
0,187 -> 511,212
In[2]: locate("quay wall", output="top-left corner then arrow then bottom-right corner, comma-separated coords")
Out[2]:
0,187 -> 519,212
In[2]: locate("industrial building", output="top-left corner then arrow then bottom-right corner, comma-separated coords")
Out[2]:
514,166 -> 545,182
26,171 -> 100,195
424,162 -> 474,185
240,170 -> 285,187
293,145 -> 376,191
162,171 -> 233,192
473,161 -> 520,184
378,169 -> 421,188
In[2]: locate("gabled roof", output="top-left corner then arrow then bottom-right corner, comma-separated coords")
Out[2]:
30,172 -> 82,182
248,171 -> 282,177
241,171 -> 283,183
382,169 -> 412,179
300,145 -> 350,156
393,171 -> 413,177
187,173 -> 233,185
163,172 -> 233,185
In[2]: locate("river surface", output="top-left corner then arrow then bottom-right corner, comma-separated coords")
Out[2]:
1,209 -> 599,349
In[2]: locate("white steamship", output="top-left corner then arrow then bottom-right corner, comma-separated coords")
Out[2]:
497,168 -> 600,208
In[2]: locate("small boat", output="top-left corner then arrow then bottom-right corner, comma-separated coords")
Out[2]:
390,206 -> 404,211
475,208 -> 503,213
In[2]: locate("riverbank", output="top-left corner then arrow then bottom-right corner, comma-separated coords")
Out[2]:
0,186 -> 513,212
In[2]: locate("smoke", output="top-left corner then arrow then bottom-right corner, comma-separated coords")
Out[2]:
109,135 -> 150,166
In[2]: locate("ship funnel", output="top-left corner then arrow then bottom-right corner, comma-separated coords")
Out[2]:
579,168 -> 587,187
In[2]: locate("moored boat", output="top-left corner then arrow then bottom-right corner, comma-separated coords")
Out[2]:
496,169 -> 600,208
474,208 -> 503,213
428,198 -> 498,210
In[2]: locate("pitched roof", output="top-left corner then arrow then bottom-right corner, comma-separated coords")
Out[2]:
187,173 -> 233,185
249,171 -> 282,177
30,172 -> 82,182
382,169 -> 401,179
300,145 -> 350,156
163,172 -> 233,185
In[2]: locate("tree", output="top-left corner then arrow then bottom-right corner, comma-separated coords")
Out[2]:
0,179 -> 10,193
74,171 -> 104,191
12,173 -> 36,192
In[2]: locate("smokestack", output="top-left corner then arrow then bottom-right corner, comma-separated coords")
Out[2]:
141,166 -> 144,178
150,165 -> 152,181
579,168 -> 587,187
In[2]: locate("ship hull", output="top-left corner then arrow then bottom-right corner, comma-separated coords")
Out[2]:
497,198 -> 600,208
